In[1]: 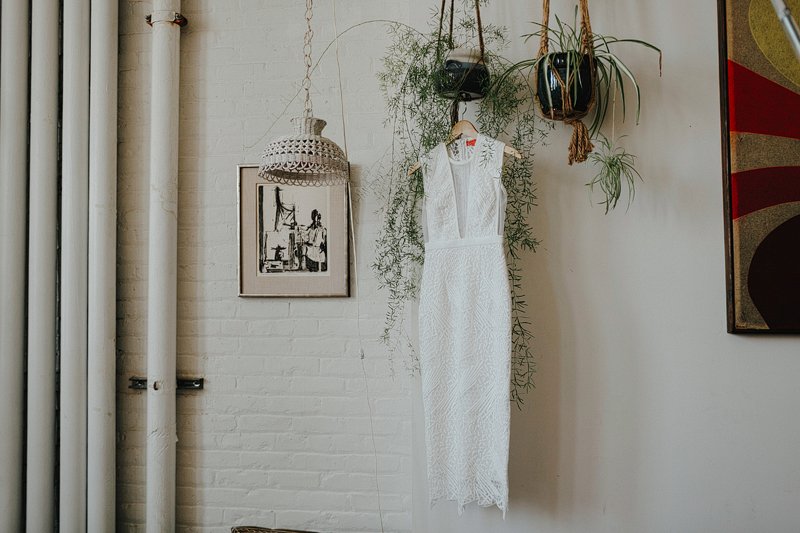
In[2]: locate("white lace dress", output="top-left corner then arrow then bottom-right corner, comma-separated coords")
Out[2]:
418,134 -> 511,515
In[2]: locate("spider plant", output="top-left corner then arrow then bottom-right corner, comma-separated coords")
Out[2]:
490,5 -> 660,211
587,134 -> 641,213
494,6 -> 661,137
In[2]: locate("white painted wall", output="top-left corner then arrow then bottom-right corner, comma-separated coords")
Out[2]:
117,1 -> 411,531
414,1 -> 800,532
115,0 -> 800,532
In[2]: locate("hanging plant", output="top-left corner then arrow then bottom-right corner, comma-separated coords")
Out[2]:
492,1 -> 661,211
370,7 -> 548,406
587,133 -> 641,213
433,0 -> 491,101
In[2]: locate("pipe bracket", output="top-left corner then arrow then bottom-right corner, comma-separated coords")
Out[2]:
145,12 -> 188,27
129,376 -> 204,391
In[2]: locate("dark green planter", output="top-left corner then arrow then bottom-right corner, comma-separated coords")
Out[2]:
536,52 -> 594,118
435,49 -> 491,102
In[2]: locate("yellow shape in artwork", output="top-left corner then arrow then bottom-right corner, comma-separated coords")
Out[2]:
750,0 -> 800,88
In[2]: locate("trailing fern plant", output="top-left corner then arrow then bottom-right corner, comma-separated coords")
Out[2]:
370,11 -> 548,406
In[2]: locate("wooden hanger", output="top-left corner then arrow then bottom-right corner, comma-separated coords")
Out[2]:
447,119 -> 479,144
447,119 -> 521,158
407,119 -> 522,176
408,99 -> 522,174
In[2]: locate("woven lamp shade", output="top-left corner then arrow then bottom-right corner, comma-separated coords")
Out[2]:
259,116 -> 349,186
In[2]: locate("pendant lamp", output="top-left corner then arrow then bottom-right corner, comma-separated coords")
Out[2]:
259,0 -> 349,186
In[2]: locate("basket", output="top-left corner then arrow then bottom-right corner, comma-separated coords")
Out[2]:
231,528 -> 319,533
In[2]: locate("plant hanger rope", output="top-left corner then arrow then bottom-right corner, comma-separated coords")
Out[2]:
537,0 -> 595,164
437,0 -> 486,60
537,0 -> 593,56
434,0 -> 491,105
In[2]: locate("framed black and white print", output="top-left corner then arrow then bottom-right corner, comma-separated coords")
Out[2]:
238,165 -> 349,297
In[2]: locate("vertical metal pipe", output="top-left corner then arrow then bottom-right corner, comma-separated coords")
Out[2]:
87,0 -> 119,531
60,0 -> 91,531
147,2 -> 182,531
26,0 -> 60,531
0,0 -> 31,530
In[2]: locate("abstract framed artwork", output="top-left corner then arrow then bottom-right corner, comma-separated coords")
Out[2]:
718,0 -> 800,332
238,165 -> 349,297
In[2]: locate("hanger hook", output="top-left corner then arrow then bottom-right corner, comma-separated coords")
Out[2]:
450,97 -> 461,127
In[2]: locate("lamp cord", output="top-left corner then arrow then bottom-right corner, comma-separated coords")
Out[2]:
332,0 -> 349,157
332,2 -> 384,531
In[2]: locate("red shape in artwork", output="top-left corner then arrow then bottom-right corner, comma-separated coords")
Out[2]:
728,60 -> 800,140
731,166 -> 800,219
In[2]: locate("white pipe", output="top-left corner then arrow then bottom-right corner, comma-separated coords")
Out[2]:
87,0 -> 119,531
147,2 -> 182,531
0,1 -> 31,530
61,0 -> 91,531
26,0 -> 60,531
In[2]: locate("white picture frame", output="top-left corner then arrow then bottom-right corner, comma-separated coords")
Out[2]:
238,165 -> 349,297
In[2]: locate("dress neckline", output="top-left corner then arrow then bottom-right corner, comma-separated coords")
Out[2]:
445,134 -> 481,166
440,134 -> 484,240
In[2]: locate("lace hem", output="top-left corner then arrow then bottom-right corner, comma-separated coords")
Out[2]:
430,493 -> 508,519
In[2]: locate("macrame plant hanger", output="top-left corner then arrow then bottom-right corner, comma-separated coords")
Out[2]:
408,1 -> 522,175
435,0 -> 489,105
259,0 -> 350,185
537,0 -> 596,164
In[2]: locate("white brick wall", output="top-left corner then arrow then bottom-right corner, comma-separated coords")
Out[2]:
117,1 -> 412,531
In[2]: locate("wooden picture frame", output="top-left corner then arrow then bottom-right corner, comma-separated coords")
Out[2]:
238,165 -> 349,297
718,0 -> 800,333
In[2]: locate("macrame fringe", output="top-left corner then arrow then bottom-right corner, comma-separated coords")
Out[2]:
537,0 -> 597,164
566,119 -> 593,165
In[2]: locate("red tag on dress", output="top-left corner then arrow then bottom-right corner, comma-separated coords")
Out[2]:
466,138 -> 477,147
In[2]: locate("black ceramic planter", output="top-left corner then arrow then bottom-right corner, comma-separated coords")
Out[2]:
435,49 -> 491,101
536,52 -> 595,119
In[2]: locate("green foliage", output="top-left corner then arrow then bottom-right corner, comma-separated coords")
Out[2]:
370,12 -> 548,406
493,6 -> 661,212
517,7 -> 662,135
587,134 -> 642,213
